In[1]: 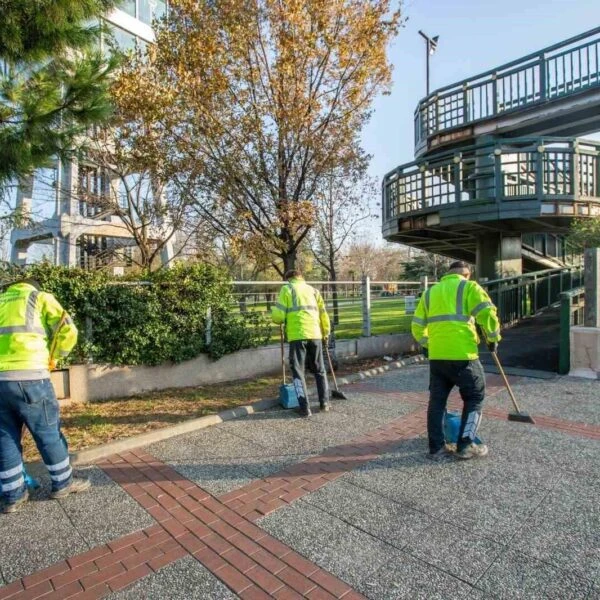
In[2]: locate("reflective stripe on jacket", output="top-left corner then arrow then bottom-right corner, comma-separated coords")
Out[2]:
0,283 -> 78,373
271,277 -> 331,342
410,274 -> 501,360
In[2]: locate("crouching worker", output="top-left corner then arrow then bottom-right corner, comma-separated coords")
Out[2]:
272,270 -> 330,417
0,278 -> 90,514
411,261 -> 501,460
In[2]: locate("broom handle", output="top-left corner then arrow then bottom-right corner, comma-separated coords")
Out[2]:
324,341 -> 339,391
491,351 -> 523,414
279,325 -> 286,385
49,311 -> 68,370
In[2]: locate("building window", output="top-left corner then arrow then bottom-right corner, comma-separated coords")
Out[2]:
139,0 -> 167,25
106,23 -> 137,52
121,0 -> 136,18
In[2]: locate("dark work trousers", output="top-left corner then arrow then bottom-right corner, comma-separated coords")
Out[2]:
289,339 -> 329,410
428,359 -> 486,453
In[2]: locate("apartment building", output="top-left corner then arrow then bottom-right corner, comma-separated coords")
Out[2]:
9,1 -> 171,273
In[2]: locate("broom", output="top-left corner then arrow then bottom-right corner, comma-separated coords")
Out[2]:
324,340 -> 348,400
491,351 -> 535,424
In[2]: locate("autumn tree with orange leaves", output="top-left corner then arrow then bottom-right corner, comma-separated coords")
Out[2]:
113,0 -> 402,274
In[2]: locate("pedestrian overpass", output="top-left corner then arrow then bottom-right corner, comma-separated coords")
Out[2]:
383,26 -> 600,280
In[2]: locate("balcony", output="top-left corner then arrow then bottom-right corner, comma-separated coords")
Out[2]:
382,137 -> 600,260
414,27 -> 600,157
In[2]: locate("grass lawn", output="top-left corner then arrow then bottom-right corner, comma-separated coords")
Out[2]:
257,296 -> 412,342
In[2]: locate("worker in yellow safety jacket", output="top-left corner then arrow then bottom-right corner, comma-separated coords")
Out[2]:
271,270 -> 331,417
0,279 -> 91,514
411,261 -> 501,461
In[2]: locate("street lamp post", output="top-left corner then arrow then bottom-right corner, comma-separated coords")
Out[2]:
418,30 -> 439,96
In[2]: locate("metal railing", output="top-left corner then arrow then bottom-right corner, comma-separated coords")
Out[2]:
383,137 -> 600,221
231,279 -> 426,341
481,267 -> 584,327
558,287 -> 586,374
414,26 -> 600,150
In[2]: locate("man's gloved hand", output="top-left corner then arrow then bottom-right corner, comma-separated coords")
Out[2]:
422,347 -> 429,358
487,341 -> 498,353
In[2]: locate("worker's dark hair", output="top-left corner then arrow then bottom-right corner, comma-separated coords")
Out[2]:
284,269 -> 303,280
448,260 -> 471,273
14,277 -> 41,290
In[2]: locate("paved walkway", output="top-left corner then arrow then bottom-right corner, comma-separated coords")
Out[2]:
1,364 -> 599,599
479,307 -> 561,373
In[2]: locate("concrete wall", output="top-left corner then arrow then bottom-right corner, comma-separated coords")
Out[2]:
570,326 -> 600,379
51,333 -> 418,403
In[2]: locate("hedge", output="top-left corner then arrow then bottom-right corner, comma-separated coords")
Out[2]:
15,263 -> 272,365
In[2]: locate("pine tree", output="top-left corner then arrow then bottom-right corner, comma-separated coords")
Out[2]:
0,0 -> 119,183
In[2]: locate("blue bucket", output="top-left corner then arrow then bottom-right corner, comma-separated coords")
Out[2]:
444,411 -> 483,445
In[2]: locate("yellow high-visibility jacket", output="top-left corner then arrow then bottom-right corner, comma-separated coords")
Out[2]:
271,277 -> 331,342
0,283 -> 78,375
411,274 -> 501,360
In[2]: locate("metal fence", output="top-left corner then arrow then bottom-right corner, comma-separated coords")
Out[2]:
481,266 -> 584,327
231,278 -> 427,341
383,137 -> 600,222
414,26 -> 600,149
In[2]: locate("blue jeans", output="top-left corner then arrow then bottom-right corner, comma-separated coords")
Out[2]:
0,379 -> 72,503
428,360 -> 486,453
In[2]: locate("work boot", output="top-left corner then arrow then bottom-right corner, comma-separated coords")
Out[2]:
2,489 -> 29,514
50,476 -> 91,499
455,444 -> 489,460
319,402 -> 330,413
426,445 -> 453,461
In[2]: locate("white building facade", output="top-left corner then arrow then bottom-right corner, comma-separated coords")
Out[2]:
10,2 -> 172,272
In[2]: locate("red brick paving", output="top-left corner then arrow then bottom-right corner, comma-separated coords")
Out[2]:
3,372 -> 600,599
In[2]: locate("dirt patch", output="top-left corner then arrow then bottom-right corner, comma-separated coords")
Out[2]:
22,354 -> 413,462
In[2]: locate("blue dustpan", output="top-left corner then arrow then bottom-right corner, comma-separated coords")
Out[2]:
445,411 -> 483,445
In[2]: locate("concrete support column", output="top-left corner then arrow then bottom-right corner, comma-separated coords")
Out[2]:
584,248 -> 600,327
476,233 -> 522,280
54,234 -> 77,267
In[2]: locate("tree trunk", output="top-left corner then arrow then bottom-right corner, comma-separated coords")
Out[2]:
283,247 -> 297,274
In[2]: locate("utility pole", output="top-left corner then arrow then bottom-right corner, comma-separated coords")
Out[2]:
418,30 -> 439,96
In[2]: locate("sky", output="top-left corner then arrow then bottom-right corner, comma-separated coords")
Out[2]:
362,0 -> 600,192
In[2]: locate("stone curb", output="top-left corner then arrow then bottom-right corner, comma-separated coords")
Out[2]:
70,354 -> 427,466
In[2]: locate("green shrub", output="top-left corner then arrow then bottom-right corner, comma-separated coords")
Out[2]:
17,262 -> 271,365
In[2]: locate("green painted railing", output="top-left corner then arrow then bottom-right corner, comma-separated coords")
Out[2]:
383,137 -> 600,221
559,287 -> 586,374
481,267 -> 583,327
415,27 -> 600,151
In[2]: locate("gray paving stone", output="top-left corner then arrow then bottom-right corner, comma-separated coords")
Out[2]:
485,378 -> 600,425
589,584 -> 600,599
108,555 -> 237,599
358,550 -> 488,600
0,496 -> 89,583
511,473 -> 600,580
346,443 -> 489,517
260,500 -> 394,588
406,520 -> 504,584
477,548 -> 593,599
59,466 -> 154,546
303,479 -> 436,549
147,427 -> 277,461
